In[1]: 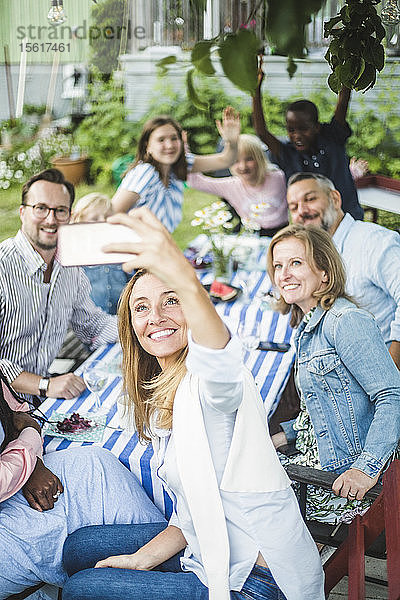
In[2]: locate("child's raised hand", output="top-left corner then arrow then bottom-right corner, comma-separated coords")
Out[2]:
215,106 -> 240,145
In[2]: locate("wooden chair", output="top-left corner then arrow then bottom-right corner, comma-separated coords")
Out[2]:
286,460 -> 400,599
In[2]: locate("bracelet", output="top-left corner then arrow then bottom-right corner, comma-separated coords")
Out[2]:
38,377 -> 50,398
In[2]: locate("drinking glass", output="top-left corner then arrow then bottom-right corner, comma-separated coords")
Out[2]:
237,320 -> 261,352
83,360 -> 109,412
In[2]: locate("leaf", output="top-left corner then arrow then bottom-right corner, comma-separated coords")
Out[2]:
328,71 -> 341,94
324,15 -> 343,35
354,62 -> 376,92
218,29 -> 260,96
191,41 -> 216,76
156,55 -> 177,76
186,69 -> 209,111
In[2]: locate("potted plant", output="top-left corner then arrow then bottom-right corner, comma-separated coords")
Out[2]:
50,140 -> 89,186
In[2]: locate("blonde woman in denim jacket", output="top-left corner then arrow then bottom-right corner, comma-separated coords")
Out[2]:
267,224 -> 400,503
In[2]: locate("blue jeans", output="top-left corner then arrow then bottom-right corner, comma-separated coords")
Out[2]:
62,523 -> 286,600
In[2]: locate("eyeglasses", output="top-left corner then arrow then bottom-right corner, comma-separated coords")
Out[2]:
22,203 -> 71,222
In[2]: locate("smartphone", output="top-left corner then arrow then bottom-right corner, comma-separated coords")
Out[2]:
257,341 -> 291,353
57,222 -> 141,266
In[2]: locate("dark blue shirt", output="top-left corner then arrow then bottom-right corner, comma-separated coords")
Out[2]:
269,118 -> 364,220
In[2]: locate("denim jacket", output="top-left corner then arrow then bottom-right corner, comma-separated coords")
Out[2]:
294,297 -> 400,478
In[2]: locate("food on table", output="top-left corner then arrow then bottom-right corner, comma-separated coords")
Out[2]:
56,412 -> 92,433
209,280 -> 237,301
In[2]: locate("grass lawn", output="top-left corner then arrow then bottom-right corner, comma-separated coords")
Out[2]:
0,183 -> 216,248
0,182 -> 397,248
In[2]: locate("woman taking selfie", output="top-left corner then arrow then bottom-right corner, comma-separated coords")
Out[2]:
112,108 -> 240,232
61,208 -> 324,600
267,224 -> 400,505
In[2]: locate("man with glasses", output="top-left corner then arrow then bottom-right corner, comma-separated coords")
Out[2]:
0,169 -> 118,401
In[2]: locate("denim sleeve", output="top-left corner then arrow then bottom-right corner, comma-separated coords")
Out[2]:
331,309 -> 400,477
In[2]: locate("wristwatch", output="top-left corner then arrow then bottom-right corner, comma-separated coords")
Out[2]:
38,377 -> 50,398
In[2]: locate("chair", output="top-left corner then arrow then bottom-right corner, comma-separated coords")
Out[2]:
6,584 -> 62,600
285,460 -> 400,599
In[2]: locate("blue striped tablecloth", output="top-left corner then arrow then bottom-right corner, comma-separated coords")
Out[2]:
40,269 -> 295,519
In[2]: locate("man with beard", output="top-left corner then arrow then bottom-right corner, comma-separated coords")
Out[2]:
269,171 -> 400,448
0,169 -> 118,402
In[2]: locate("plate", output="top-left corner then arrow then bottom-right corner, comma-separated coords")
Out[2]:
203,283 -> 242,303
42,412 -> 106,442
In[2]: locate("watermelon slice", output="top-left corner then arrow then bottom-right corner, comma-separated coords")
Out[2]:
209,280 -> 237,301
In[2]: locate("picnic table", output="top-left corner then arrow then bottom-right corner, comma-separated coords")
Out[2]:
39,260 -> 295,519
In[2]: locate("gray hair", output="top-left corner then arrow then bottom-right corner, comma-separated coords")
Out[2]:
287,172 -> 337,196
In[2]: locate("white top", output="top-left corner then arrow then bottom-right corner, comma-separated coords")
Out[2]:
153,333 -> 324,600
119,154 -> 195,233
333,213 -> 400,343
187,170 -> 288,229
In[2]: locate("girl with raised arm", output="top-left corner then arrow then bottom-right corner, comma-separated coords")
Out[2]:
112,108 -> 240,232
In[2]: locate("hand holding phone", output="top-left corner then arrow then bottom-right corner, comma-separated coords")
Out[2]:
57,222 -> 141,266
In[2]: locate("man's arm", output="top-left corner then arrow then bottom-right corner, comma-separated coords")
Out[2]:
11,371 -> 86,400
252,61 -> 281,158
334,87 -> 351,126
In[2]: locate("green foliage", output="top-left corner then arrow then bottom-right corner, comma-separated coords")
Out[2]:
134,77 -> 253,157
74,74 -> 139,183
89,0 -> 127,75
346,95 -> 400,178
324,0 -> 385,92
218,29 -> 260,95
158,0 -> 327,105
267,0 -> 326,68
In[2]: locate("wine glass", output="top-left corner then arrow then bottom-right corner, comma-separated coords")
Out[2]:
237,320 -> 261,353
83,360 -> 109,413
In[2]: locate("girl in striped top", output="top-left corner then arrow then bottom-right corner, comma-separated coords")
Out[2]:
112,107 -> 240,233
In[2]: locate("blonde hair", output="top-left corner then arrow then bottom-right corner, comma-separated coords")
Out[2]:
117,270 -> 188,442
230,134 -> 275,186
72,192 -> 112,222
266,224 -> 353,328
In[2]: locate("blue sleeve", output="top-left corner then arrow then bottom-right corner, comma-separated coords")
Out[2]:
331,309 -> 400,476
119,163 -> 159,195
321,118 -> 351,146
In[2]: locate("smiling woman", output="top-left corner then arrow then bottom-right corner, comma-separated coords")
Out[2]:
61,207 -> 325,600
267,224 -> 400,509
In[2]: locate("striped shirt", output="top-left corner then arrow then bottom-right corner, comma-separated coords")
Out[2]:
0,231 -> 118,384
119,154 -> 195,232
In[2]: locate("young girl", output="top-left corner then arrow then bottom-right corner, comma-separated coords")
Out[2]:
73,193 -> 130,314
111,107 -> 240,232
188,134 -> 289,237
61,207 -> 324,600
